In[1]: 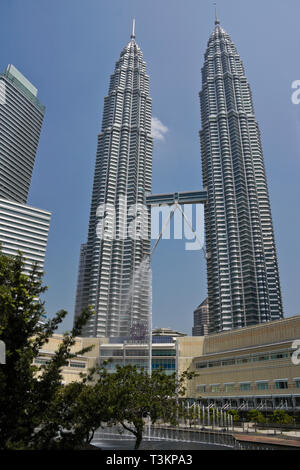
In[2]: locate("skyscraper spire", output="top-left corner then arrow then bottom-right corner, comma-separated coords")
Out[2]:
214,2 -> 220,25
131,17 -> 136,39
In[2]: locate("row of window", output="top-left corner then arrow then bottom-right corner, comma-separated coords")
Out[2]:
35,358 -> 86,369
100,348 -> 175,357
100,358 -> 175,370
197,379 -> 300,394
195,349 -> 291,369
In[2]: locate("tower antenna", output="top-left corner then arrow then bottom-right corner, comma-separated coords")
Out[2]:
214,2 -> 220,25
131,18 -> 136,39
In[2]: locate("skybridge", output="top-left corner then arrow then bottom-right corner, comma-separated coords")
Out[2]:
145,190 -> 207,207
145,190 -> 208,258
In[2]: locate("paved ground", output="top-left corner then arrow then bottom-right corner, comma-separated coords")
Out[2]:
178,423 -> 300,439
234,433 -> 300,448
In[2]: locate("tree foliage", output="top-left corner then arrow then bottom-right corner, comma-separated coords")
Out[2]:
247,409 -> 266,424
0,252 -> 94,449
227,409 -> 240,423
271,410 -> 293,426
95,364 -> 195,449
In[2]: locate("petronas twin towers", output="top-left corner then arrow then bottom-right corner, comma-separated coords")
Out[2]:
74,16 -> 283,337
201,17 -> 283,331
74,21 -> 152,337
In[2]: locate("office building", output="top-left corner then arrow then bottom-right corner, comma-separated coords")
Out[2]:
0,64 -> 50,274
0,198 -> 51,275
192,298 -> 209,336
74,22 -> 153,337
0,64 -> 45,203
200,17 -> 283,332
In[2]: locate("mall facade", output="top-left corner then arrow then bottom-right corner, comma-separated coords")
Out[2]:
36,316 -> 300,411
177,315 -> 300,411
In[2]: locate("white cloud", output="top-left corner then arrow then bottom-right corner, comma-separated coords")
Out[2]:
151,117 -> 168,141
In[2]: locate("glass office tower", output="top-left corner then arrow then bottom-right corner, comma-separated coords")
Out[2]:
75,24 -> 153,337
0,64 -> 45,203
200,18 -> 283,332
0,64 -> 50,275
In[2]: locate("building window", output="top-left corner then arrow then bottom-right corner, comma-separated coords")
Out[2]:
294,380 -> 300,389
270,352 -> 289,360
69,362 -> 86,369
101,349 -> 123,357
253,354 -> 269,362
224,383 -> 235,392
240,383 -> 251,391
208,361 -> 221,368
196,362 -> 207,369
275,380 -> 288,390
222,359 -> 235,366
152,359 -> 175,370
197,385 -> 206,393
35,358 -> 50,365
237,357 -> 251,364
211,384 -> 220,393
126,350 -> 149,357
257,382 -> 268,391
152,349 -> 176,356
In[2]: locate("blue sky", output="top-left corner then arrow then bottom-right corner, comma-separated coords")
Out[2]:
1,0 -> 300,334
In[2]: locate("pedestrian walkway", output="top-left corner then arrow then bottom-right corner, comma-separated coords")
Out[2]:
234,434 -> 300,448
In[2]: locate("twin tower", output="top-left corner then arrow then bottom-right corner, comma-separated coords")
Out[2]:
74,18 -> 283,337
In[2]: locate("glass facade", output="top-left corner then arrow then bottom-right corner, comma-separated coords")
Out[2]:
0,199 -> 51,275
224,383 -> 235,392
74,27 -> 153,338
0,65 -> 50,275
195,348 -> 292,370
0,66 -> 45,203
99,344 -> 176,375
240,383 -> 251,391
257,382 -> 268,391
275,380 -> 288,390
200,19 -> 283,332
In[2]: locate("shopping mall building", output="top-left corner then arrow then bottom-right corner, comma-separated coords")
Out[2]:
36,316 -> 300,411
177,315 -> 300,411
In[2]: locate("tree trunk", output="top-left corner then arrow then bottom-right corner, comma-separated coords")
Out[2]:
134,431 -> 142,450
88,428 -> 95,444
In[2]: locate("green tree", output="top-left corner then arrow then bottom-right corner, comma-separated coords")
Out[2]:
34,379 -> 114,449
100,365 -> 194,450
0,252 -> 94,450
227,409 -> 240,423
271,410 -> 293,426
247,409 -> 266,425
181,404 -> 198,428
